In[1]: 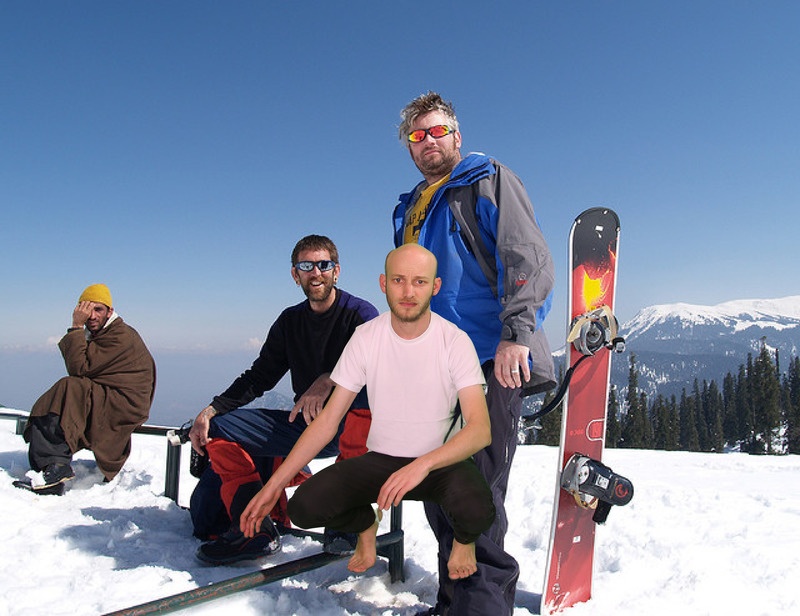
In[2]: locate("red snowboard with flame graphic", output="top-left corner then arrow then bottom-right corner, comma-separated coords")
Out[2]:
542,208 -> 620,614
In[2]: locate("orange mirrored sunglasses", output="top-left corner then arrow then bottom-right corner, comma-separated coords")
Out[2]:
407,124 -> 455,143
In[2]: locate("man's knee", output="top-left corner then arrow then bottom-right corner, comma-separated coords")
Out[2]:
287,482 -> 325,529
444,465 -> 497,542
465,501 -> 497,542
205,439 -> 258,479
451,489 -> 496,543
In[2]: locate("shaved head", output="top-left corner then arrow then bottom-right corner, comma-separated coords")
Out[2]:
385,243 -> 438,279
381,244 -> 441,333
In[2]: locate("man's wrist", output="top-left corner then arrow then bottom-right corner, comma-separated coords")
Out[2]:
501,326 -> 534,350
67,326 -> 83,333
203,406 -> 218,420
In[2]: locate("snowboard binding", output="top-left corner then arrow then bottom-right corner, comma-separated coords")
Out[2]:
560,453 -> 633,523
521,305 -> 625,431
567,305 -> 625,356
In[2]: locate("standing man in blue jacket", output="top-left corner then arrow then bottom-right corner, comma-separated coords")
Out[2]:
393,91 -> 556,616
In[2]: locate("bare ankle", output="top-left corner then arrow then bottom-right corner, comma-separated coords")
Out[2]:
347,507 -> 381,573
447,539 -> 478,580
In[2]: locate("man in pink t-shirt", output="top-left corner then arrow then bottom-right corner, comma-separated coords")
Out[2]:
241,243 -> 495,581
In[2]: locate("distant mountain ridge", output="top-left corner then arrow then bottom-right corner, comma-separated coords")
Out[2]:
610,295 -> 800,399
245,390 -> 294,410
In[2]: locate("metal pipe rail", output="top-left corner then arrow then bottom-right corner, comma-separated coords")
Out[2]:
103,525 -> 405,615
2,409 -> 407,603
1,410 -> 185,502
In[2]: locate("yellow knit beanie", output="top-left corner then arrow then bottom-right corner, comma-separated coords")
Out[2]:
78,283 -> 113,307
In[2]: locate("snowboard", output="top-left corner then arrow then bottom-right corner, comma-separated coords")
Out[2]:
542,207 -> 622,615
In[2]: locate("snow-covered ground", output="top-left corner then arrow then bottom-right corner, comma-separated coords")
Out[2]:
1,410 -> 798,615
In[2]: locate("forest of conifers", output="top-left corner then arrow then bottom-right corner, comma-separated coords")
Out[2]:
528,346 -> 800,455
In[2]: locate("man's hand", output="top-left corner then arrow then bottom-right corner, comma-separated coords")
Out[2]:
377,458 -> 430,510
188,406 -> 216,455
289,373 -> 334,424
72,301 -> 93,329
240,482 -> 283,537
494,340 -> 531,389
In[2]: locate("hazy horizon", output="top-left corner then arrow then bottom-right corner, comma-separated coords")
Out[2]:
0,347 -> 294,427
5,293 -> 798,428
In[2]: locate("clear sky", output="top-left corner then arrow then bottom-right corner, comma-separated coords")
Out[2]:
2,2 -> 799,402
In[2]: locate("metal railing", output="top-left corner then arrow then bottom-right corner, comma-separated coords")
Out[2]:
2,409 -> 406,599
1,410 -> 185,501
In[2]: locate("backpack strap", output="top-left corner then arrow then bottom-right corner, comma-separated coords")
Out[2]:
443,402 -> 463,443
447,182 -> 499,298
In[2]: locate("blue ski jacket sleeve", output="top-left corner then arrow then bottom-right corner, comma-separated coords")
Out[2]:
393,153 -> 556,393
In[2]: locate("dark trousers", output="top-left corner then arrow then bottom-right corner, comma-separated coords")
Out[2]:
424,366 -> 522,616
25,413 -> 73,471
207,407 -> 342,459
288,452 -> 496,545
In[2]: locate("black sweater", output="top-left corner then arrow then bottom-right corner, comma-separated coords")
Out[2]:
211,288 -> 377,413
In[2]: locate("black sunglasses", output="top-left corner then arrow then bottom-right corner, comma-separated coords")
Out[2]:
294,260 -> 337,272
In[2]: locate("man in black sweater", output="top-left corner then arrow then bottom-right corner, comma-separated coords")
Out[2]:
188,234 -> 378,565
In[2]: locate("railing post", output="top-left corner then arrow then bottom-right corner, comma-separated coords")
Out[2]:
387,503 -> 405,582
164,440 -> 182,503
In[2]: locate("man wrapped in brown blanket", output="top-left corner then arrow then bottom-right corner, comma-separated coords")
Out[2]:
16,283 -> 156,495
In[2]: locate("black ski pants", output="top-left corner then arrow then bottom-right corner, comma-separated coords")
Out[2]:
288,451 -> 496,545
424,364 -> 523,616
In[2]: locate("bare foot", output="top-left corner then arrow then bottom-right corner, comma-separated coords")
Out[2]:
448,540 -> 478,579
347,508 -> 383,573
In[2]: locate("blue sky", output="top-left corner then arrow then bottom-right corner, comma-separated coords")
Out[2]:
2,2 -> 799,418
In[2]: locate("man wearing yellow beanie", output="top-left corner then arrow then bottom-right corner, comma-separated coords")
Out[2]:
14,283 -> 156,495
78,282 -> 113,307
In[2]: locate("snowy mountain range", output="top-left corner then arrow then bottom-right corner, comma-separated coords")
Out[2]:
610,296 -> 800,399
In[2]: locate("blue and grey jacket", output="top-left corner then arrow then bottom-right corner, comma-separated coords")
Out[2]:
393,152 -> 556,393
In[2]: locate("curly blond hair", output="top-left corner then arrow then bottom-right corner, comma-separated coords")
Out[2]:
398,91 -> 459,142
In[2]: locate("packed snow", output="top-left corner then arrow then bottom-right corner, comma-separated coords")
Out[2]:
1,410 -> 798,616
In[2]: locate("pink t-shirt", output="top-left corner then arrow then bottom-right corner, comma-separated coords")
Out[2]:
331,311 -> 486,457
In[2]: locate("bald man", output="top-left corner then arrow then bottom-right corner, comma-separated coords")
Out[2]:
240,244 -> 496,580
